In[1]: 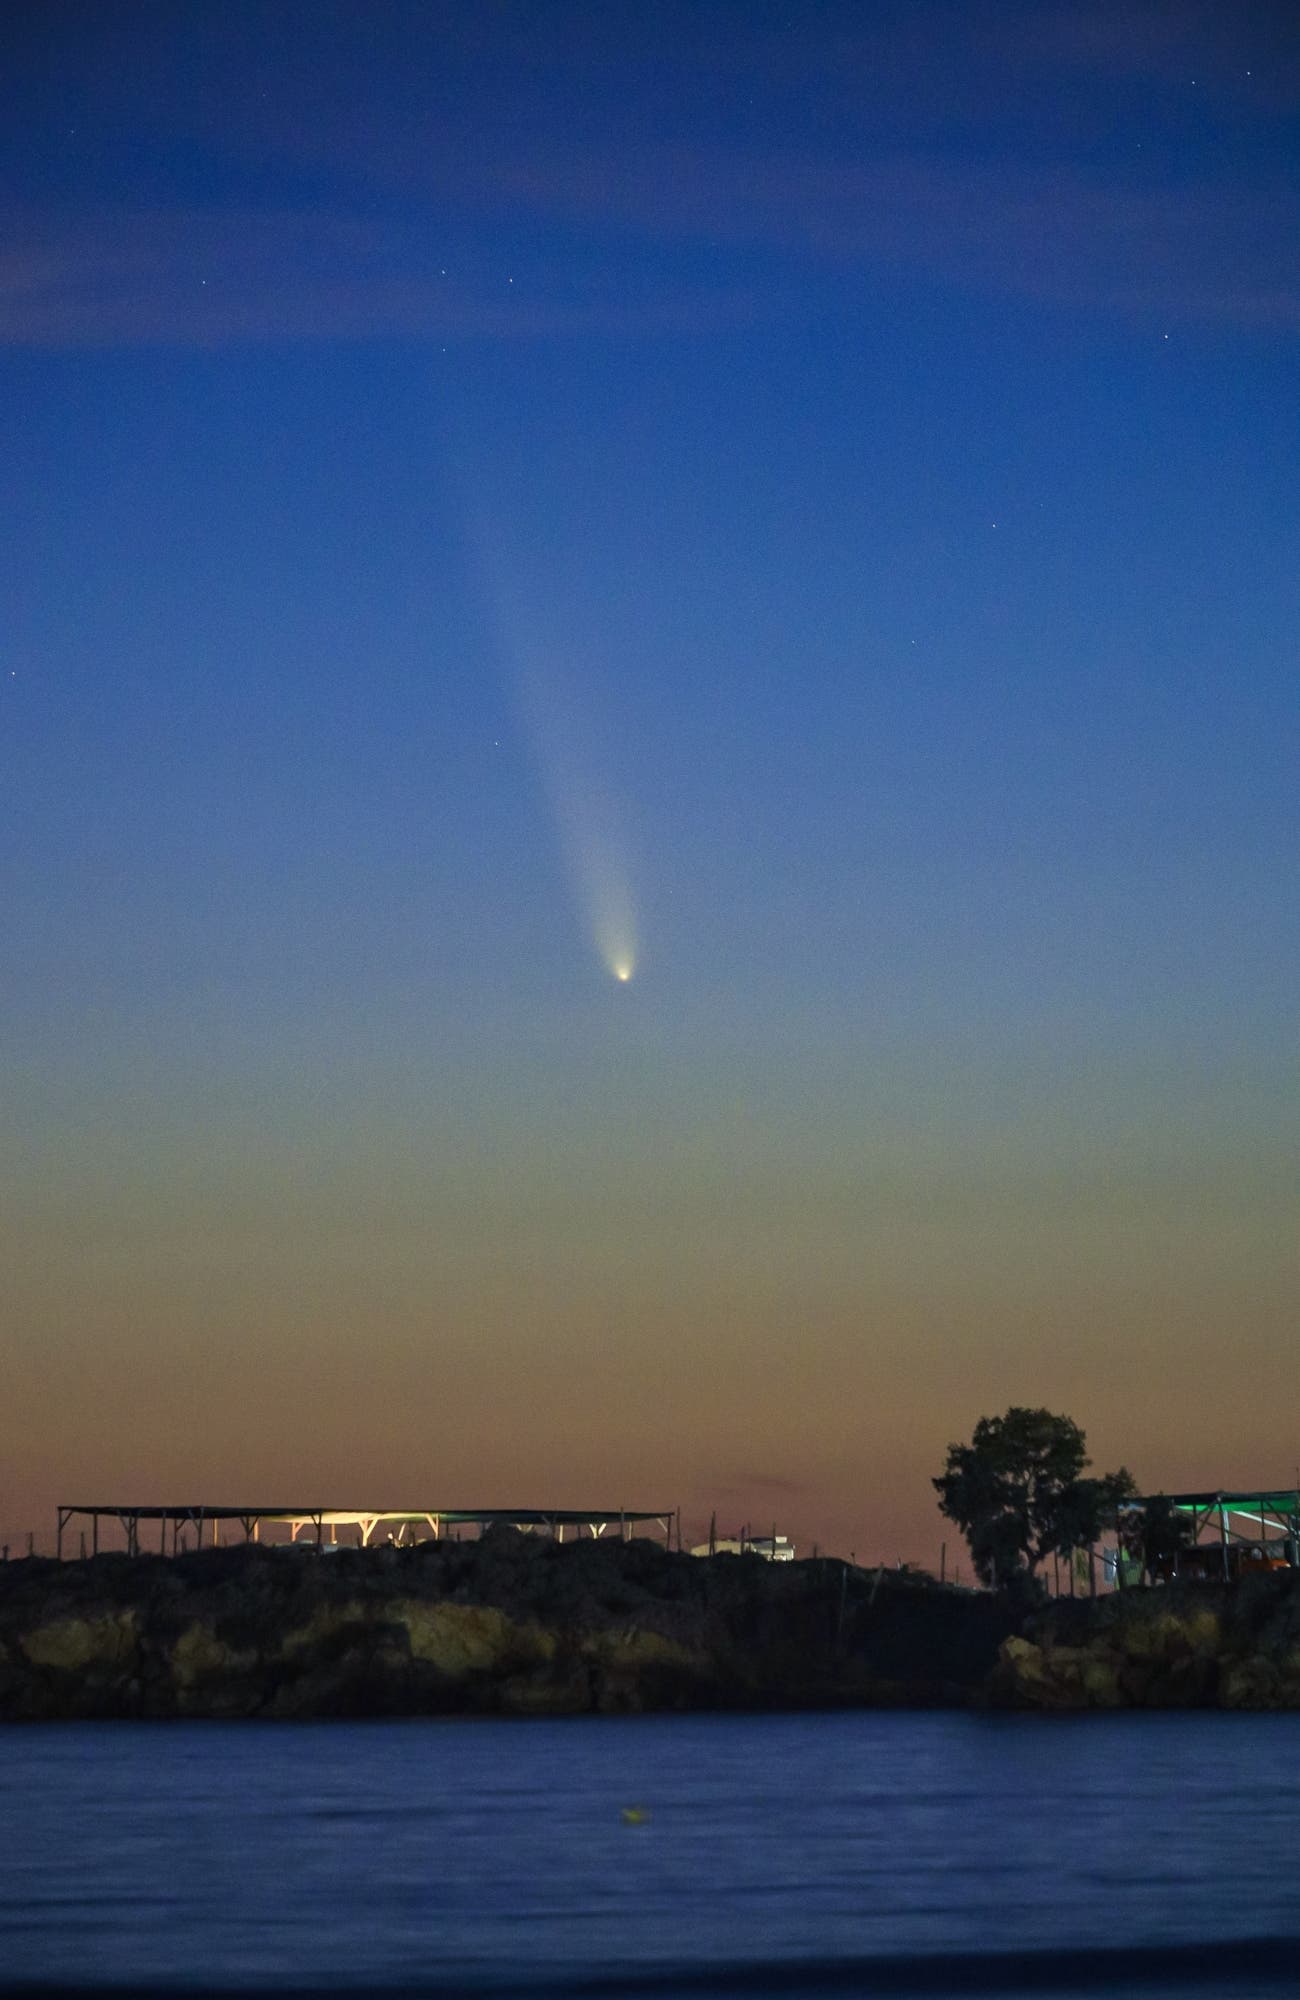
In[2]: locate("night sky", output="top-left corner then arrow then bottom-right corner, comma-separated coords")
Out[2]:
3,2 -> 1297,1560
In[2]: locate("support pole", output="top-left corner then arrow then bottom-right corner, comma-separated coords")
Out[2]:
1219,1500 -> 1230,1581
93,1512 -> 99,1557
56,1509 -> 66,1561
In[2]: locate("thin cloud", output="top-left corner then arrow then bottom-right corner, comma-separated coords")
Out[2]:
5,0 -> 1298,354
476,142 -> 1300,330
6,148 -> 1294,352
713,1474 -> 809,1500
0,202 -> 766,348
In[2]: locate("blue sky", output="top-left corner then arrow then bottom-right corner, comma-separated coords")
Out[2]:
2,1 -> 1296,1553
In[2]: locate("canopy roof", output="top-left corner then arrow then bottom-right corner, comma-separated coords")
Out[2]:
1122,1491 -> 1300,1522
59,1505 -> 670,1525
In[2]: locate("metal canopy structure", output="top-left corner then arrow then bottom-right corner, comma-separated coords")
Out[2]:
1120,1490 -> 1300,1583
1164,1491 -> 1300,1522
54,1504 -> 675,1559
1123,1490 -> 1300,1530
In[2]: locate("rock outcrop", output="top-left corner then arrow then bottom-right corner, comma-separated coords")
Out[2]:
15,1536 -> 1296,1717
987,1576 -> 1300,1709
0,1531 -> 1015,1721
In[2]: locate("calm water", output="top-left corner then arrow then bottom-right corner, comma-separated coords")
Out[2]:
2,1712 -> 1299,1997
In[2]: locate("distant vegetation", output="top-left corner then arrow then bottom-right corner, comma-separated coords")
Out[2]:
934,1407 -> 1135,1591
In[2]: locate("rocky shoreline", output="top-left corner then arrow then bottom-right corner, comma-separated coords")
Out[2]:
4,1532 -> 1299,1718
990,1574 -> 1300,1709
0,1529 -> 1013,1719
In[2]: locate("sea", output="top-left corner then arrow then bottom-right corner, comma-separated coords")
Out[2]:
2,1712 -> 1299,1999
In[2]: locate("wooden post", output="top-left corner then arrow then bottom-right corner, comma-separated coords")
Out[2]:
708,1510 -> 716,1557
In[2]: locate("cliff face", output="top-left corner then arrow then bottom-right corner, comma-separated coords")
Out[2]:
0,1532 -> 1015,1721
9,1540 -> 1300,1718
988,1576 -> 1300,1710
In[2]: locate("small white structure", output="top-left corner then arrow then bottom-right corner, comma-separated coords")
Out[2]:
690,1534 -> 795,1562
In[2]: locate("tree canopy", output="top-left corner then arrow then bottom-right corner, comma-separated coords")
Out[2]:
933,1407 -> 1134,1589
1121,1492 -> 1196,1574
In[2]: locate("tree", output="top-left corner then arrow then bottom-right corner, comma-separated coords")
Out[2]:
933,1407 -> 1135,1590
1121,1493 -> 1196,1579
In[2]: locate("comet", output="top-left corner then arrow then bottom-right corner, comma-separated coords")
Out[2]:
462,511 -> 640,985
513,657 -> 638,985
